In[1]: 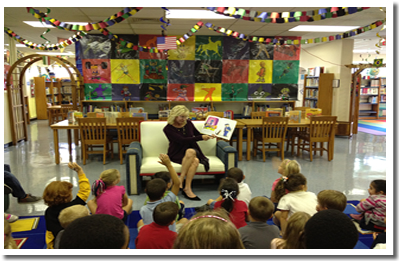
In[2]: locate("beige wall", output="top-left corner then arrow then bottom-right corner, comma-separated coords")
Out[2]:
299,39 -> 354,121
4,92 -> 13,144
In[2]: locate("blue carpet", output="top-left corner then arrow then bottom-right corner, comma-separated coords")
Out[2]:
357,123 -> 386,132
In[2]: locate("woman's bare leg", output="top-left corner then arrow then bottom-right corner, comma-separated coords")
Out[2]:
183,158 -> 199,198
179,149 -> 197,188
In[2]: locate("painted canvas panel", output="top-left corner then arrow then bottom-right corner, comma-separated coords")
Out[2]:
168,60 -> 195,84
249,42 -> 274,60
84,83 -> 112,100
248,60 -> 273,84
222,83 -> 248,101
139,83 -> 167,101
194,83 -> 222,102
274,45 -> 301,60
247,84 -> 272,100
79,35 -> 112,59
111,34 -> 139,59
168,35 -> 196,60
271,84 -> 298,99
223,37 -> 250,60
82,59 -> 111,83
272,60 -> 299,84
112,84 -> 140,101
110,59 -> 140,84
194,60 -> 222,83
222,60 -> 249,83
139,35 -> 167,60
167,84 -> 194,101
140,59 -> 167,84
195,36 -> 223,60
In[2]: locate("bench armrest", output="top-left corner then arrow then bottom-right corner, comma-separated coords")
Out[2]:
125,141 -> 142,195
216,140 -> 237,173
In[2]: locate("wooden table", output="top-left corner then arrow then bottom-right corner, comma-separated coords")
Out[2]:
235,118 -> 314,161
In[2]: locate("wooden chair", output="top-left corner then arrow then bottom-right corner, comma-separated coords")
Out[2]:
286,107 -> 311,155
159,117 -> 168,121
86,112 -> 97,118
77,118 -> 114,165
251,111 -> 267,119
204,111 -> 225,118
118,112 -> 131,118
60,104 -> 74,120
297,116 -> 337,161
116,117 -> 144,164
253,116 -> 289,161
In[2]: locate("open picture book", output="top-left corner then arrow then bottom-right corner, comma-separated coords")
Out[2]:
200,116 -> 237,141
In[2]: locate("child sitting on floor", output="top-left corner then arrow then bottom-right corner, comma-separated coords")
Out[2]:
144,171 -> 185,221
213,178 -> 248,229
316,189 -> 347,212
43,162 -> 90,249
273,173 -> 317,235
54,205 -> 90,249
271,159 -> 301,205
271,211 -> 310,249
87,169 -> 133,223
351,179 -> 386,232
238,196 -> 280,249
135,202 -> 179,249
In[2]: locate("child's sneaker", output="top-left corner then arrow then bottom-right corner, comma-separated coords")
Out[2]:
350,213 -> 363,221
5,214 -> 19,223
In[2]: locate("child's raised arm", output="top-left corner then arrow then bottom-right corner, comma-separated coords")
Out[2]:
158,154 -> 180,196
68,162 -> 90,202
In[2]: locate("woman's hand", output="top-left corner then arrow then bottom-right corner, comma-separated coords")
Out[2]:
202,134 -> 216,140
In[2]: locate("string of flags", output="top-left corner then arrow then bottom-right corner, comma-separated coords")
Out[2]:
204,7 -> 371,23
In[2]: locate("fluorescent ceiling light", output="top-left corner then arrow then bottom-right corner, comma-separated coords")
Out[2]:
16,44 -> 27,47
289,25 -> 359,32
23,21 -> 88,28
166,9 -> 234,19
36,52 -> 75,56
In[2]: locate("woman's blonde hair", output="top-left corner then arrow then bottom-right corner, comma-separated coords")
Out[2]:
283,211 -> 310,249
173,209 -> 245,249
4,219 -> 18,249
167,105 -> 189,125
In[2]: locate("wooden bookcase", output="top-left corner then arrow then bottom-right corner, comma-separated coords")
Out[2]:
358,77 -> 385,120
303,73 -> 334,115
34,77 -> 62,119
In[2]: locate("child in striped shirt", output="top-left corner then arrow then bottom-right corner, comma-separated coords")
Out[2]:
351,179 -> 386,232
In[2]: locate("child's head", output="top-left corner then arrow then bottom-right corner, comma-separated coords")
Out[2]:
91,169 -> 120,197
248,196 -> 274,222
219,178 -> 239,213
226,167 -> 244,183
153,202 -> 179,226
58,205 -> 90,228
369,179 -> 386,195
274,173 -> 307,201
173,210 -> 244,249
278,159 -> 301,176
4,219 -> 18,249
316,190 -> 347,212
152,171 -> 172,189
304,209 -> 358,249
145,178 -> 167,201
283,211 -> 311,249
43,181 -> 73,207
59,214 -> 130,249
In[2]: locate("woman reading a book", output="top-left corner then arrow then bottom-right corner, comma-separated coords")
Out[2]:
163,105 -> 216,201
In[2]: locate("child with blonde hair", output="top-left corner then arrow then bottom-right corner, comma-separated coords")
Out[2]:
271,211 -> 310,249
316,190 -> 347,212
88,169 -> 133,223
273,173 -> 317,235
270,159 -> 301,204
43,162 -> 90,249
173,210 -> 245,249
4,219 -> 18,249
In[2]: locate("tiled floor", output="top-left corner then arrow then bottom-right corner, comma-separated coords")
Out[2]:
5,120 -> 387,217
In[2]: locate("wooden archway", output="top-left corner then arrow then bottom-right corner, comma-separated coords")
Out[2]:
345,63 -> 386,135
6,54 -> 83,145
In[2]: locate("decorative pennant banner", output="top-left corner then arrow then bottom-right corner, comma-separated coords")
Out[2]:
160,7 -> 171,31
27,7 -> 142,32
175,21 -> 204,46
4,27 -> 87,50
373,58 -> 383,67
204,7 -> 370,23
375,7 -> 386,54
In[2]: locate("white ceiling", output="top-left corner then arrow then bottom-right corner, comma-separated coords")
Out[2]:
4,7 -> 387,56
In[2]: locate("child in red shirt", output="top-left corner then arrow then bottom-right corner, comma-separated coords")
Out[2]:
214,178 -> 248,229
135,201 -> 178,249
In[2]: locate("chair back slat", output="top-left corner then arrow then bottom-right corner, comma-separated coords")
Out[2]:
309,116 -> 337,142
261,117 -> 289,141
116,117 -> 144,145
77,118 -> 107,144
251,111 -> 267,119
205,111 -> 225,118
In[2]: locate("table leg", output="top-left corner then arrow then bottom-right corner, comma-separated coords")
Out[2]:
238,128 -> 243,161
53,129 -> 60,164
48,110 -> 52,126
246,127 -> 252,161
67,129 -> 72,156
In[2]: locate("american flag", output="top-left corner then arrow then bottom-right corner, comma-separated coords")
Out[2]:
157,36 -> 177,50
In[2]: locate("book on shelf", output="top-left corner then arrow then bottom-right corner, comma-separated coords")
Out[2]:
192,107 -> 208,118
286,110 -> 301,123
158,110 -> 170,118
129,107 -> 145,113
266,108 -> 284,115
306,78 -> 319,87
200,115 -> 237,141
68,110 -> 77,124
73,112 -> 83,124
243,104 -> 252,116
96,112 -> 105,118
305,108 -> 322,119
132,112 -> 148,120
307,68 -> 315,76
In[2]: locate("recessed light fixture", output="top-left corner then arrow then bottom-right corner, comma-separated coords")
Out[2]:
289,25 -> 359,32
23,21 -> 88,28
36,52 -> 75,56
166,9 -> 234,19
